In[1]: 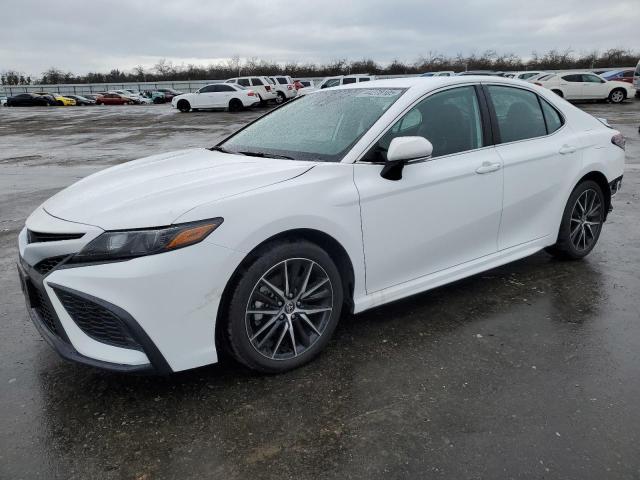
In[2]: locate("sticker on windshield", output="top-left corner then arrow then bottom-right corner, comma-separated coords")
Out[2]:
356,89 -> 401,98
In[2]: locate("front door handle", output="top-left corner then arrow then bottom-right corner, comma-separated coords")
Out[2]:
476,161 -> 501,174
559,144 -> 577,155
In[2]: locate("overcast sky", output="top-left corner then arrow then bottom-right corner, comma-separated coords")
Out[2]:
1,0 -> 639,76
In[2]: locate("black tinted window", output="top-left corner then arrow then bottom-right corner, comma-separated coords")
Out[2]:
276,78 -> 288,84
343,78 -> 357,84
358,77 -> 370,82
237,79 -> 250,87
562,74 -> 583,82
540,99 -> 563,134
216,84 -> 234,92
488,86 -> 547,143
199,85 -> 216,93
251,78 -> 264,86
365,86 -> 483,161
582,74 -> 604,83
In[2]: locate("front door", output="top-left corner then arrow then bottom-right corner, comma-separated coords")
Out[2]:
354,85 -> 504,293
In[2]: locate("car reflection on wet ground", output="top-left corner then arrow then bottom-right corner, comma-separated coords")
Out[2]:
1,100 -> 639,479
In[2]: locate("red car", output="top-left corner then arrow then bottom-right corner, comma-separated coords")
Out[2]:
96,93 -> 135,105
602,69 -> 635,84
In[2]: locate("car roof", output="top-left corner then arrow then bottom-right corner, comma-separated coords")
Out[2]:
327,76 -> 535,92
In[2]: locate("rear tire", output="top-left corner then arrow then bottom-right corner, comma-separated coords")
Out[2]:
275,91 -> 286,104
177,99 -> 191,112
546,180 -> 605,260
258,94 -> 268,107
609,88 -> 625,104
228,98 -> 243,112
224,240 -> 343,373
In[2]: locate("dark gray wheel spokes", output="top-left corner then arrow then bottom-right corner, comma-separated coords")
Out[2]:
570,188 -> 602,251
245,258 -> 333,360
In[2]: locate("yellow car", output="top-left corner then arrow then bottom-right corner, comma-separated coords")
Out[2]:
34,92 -> 77,106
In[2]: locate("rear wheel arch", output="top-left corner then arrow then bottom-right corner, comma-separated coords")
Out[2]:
215,229 -> 356,355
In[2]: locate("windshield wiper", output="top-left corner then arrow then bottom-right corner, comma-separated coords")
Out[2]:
237,151 -> 294,160
211,145 -> 233,153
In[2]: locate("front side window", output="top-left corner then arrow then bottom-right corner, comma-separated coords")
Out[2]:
199,85 -> 216,93
582,74 -> 604,83
363,86 -> 484,161
487,85 -> 547,143
221,88 -> 405,162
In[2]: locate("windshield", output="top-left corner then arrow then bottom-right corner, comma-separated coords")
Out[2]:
220,88 -> 405,162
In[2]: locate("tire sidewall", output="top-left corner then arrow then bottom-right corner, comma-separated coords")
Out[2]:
609,89 -> 625,103
226,241 -> 344,373
555,180 -> 605,259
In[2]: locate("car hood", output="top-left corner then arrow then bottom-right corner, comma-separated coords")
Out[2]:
42,148 -> 314,230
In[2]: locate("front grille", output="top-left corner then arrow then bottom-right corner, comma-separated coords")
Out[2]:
53,288 -> 142,351
27,230 -> 84,244
27,280 -> 59,336
34,255 -> 68,275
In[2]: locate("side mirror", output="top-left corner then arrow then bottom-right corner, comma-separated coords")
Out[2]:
381,136 -> 433,180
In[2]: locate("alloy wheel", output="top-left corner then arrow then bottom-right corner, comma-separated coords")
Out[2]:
245,258 -> 334,360
611,90 -> 624,103
570,188 -> 603,251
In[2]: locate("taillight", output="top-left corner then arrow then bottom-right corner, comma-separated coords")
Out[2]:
265,85 -> 271,91
287,85 -> 293,90
611,133 -> 626,150
534,82 -> 543,86
247,90 -> 255,97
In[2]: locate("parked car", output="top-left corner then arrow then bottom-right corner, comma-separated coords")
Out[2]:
635,59 -> 640,97
601,69 -> 635,84
420,71 -> 455,77
6,93 -> 56,107
63,95 -> 96,106
507,71 -> 545,80
82,94 -> 104,102
142,91 -> 167,104
17,76 -> 624,374
96,93 -> 136,105
268,76 -> 298,104
34,92 -> 76,106
0,95 -> 7,106
171,83 -> 260,112
295,79 -> 314,90
225,77 -> 277,105
156,88 -> 183,101
533,72 -> 636,103
316,75 -> 375,89
457,70 -> 505,76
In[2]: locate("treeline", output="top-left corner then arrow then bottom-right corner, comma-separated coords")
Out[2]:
2,48 -> 638,86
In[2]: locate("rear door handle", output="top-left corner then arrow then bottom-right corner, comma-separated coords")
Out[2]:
559,144 -> 577,155
476,161 -> 501,174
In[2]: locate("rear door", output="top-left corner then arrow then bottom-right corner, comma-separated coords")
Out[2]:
559,74 -> 584,99
484,84 -> 576,249
214,84 -> 235,107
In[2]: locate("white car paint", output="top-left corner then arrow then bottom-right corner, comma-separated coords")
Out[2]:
171,84 -> 259,111
269,76 -> 298,103
19,76 -> 625,373
225,76 -> 277,102
535,72 -> 636,101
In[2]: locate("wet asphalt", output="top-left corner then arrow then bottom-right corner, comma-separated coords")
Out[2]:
1,100 -> 639,479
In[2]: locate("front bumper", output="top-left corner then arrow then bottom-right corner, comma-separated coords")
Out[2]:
18,211 -> 244,373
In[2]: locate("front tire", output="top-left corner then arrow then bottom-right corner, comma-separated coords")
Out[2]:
224,240 -> 343,373
609,88 -> 626,104
177,99 -> 191,112
546,180 -> 605,260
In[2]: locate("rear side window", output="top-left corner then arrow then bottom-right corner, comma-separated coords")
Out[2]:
540,99 -> 564,134
251,78 -> 264,86
276,77 -> 288,84
237,79 -> 250,87
215,84 -> 235,92
343,78 -> 357,84
562,74 -> 582,82
358,77 -> 371,82
487,86 -> 547,143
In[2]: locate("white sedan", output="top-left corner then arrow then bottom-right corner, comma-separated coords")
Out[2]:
171,83 -> 260,112
533,72 -> 636,103
18,77 -> 625,374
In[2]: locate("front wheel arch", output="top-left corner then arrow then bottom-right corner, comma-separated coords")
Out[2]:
215,229 -> 356,356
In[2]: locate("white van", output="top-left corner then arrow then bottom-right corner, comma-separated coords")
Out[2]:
225,76 -> 277,104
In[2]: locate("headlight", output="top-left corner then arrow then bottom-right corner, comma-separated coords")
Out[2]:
69,218 -> 223,264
